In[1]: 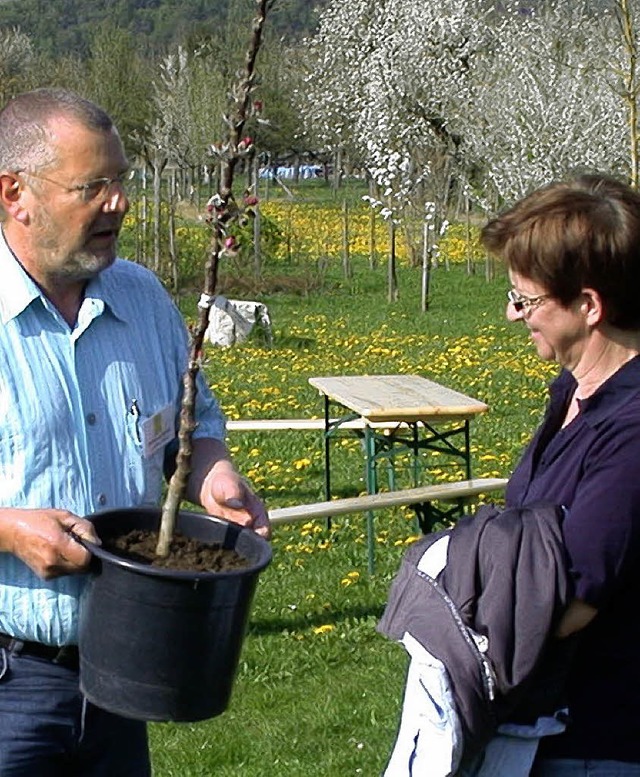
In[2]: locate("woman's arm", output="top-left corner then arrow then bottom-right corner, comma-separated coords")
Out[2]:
555,598 -> 598,639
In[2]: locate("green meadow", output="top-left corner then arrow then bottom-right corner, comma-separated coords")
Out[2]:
147,252 -> 557,775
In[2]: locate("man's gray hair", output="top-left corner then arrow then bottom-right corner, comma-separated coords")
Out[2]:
0,88 -> 114,173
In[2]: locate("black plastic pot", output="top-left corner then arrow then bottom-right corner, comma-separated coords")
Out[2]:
78,507 -> 272,723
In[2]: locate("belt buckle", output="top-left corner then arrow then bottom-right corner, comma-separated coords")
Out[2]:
51,645 -> 78,668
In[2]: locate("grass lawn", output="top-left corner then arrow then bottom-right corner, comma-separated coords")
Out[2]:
148,259 -> 557,775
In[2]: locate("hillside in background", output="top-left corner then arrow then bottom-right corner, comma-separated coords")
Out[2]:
0,0 -> 327,57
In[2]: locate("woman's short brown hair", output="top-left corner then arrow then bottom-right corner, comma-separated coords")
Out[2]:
481,174 -> 640,329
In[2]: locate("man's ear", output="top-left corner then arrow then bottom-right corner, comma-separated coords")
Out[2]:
0,172 -> 29,223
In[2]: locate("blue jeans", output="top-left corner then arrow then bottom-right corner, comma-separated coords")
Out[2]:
532,759 -> 640,776
0,647 -> 151,776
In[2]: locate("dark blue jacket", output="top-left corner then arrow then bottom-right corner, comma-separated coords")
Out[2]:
378,503 -> 572,764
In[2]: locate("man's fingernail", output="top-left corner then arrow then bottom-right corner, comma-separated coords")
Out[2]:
225,498 -> 244,508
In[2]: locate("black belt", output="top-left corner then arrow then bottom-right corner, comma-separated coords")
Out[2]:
0,632 -> 79,670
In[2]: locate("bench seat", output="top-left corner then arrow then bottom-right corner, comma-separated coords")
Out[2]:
268,477 -> 508,525
226,418 -> 409,432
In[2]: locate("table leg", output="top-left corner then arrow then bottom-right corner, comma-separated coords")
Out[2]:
412,423 -> 420,487
463,420 -> 472,480
323,395 -> 332,502
322,396 -> 333,531
364,425 -> 379,575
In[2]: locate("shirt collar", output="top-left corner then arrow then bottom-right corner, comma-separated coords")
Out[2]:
83,263 -> 129,324
0,228 -> 40,324
0,227 -> 128,325
550,356 -> 640,427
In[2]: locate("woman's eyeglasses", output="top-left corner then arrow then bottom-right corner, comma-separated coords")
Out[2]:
507,289 -> 550,314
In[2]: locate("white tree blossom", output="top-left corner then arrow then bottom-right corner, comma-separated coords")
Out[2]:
301,0 -> 640,218
460,1 -> 627,211
299,0 -> 490,219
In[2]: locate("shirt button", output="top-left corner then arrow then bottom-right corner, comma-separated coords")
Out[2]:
86,412 -> 97,425
97,493 -> 107,506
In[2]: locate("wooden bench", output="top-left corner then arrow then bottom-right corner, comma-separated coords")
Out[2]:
268,477 -> 508,527
226,418 -> 409,432
269,477 -> 508,573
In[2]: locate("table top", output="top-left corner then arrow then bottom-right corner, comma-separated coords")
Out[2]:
308,374 -> 488,423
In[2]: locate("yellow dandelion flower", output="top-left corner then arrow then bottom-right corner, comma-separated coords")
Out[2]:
313,624 -> 335,635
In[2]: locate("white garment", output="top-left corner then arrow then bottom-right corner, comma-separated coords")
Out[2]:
385,535 -> 464,777
205,296 -> 273,347
464,717 -> 566,777
384,533 -> 565,777
384,633 -> 463,777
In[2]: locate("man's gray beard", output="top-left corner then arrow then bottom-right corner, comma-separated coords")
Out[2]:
52,248 -> 116,283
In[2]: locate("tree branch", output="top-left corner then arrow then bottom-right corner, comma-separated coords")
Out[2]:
156,0 -> 271,557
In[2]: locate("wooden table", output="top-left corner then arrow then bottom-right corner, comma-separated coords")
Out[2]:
308,374 -> 489,569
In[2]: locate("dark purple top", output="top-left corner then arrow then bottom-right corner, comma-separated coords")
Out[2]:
506,355 -> 640,762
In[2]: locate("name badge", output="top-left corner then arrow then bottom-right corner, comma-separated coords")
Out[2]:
140,404 -> 175,459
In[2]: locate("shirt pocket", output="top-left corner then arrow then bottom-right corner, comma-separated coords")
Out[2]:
124,406 -> 168,506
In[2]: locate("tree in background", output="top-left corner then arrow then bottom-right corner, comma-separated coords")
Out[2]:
251,39 -> 306,165
0,28 -> 37,105
6,0 -> 640,290
83,24 -> 154,158
459,1 -> 626,209
298,0 -> 491,298
145,45 -> 226,172
300,0 -> 640,218
295,0 -> 373,184
613,0 -> 640,187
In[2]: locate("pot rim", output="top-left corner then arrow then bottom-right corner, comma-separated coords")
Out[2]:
79,508 -> 272,581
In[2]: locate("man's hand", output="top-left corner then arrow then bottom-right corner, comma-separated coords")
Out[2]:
199,459 -> 271,539
186,437 -> 271,539
0,508 -> 100,579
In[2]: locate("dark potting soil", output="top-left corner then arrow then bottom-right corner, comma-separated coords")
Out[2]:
103,529 -> 250,572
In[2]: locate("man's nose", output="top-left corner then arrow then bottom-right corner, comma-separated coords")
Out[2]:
102,183 -> 129,214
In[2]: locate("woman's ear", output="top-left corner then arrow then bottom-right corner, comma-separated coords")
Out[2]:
580,288 -> 603,326
0,172 -> 29,223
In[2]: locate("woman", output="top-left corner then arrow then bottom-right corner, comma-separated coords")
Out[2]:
480,174 -> 640,776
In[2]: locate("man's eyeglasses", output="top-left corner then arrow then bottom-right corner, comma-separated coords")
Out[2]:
16,170 -> 128,204
507,289 -> 550,314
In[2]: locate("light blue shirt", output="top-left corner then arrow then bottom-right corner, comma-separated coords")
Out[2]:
0,231 -> 225,645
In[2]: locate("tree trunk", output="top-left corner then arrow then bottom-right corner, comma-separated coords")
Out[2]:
369,208 -> 377,269
168,168 -> 178,295
388,220 -> 399,303
152,160 -> 164,273
342,199 -> 352,279
465,193 -> 474,276
140,164 -> 148,267
421,219 -> 431,313
618,0 -> 640,188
